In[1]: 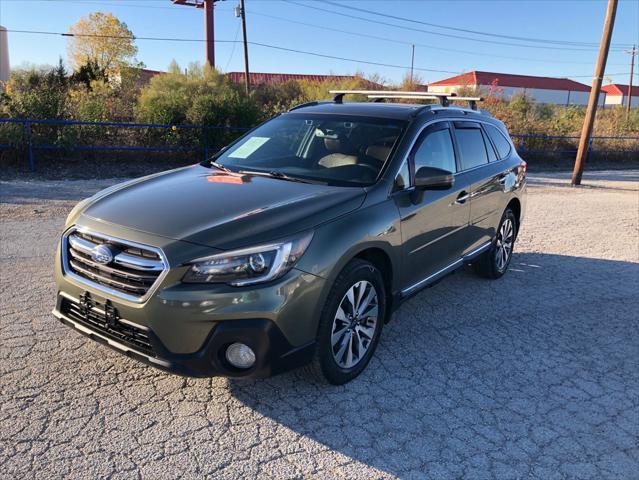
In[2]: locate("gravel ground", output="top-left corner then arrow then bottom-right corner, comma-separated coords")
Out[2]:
1,171 -> 638,479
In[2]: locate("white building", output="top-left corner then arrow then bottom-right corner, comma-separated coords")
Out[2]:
601,84 -> 639,109
427,70 -> 604,106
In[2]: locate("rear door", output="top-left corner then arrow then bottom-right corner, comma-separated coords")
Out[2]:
452,121 -> 509,251
393,121 -> 471,291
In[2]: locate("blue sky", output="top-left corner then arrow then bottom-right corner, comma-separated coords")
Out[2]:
1,0 -> 638,86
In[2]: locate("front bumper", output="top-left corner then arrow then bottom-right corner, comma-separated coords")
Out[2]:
53,293 -> 315,378
53,226 -> 326,378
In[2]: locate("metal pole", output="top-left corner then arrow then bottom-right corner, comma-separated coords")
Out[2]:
25,120 -> 35,172
627,45 -> 635,114
240,0 -> 250,95
410,44 -> 415,86
571,0 -> 618,186
204,0 -> 215,68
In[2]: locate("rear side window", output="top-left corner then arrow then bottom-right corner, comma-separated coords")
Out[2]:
483,129 -> 498,162
413,128 -> 456,173
454,125 -> 489,170
484,124 -> 512,159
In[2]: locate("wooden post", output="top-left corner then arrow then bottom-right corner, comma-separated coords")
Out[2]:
627,45 -> 635,114
571,0 -> 618,186
240,0 -> 250,95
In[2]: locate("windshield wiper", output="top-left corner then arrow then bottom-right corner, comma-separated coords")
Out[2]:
238,169 -> 325,185
210,161 -> 234,173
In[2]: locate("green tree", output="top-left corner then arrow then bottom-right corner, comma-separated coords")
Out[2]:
70,59 -> 107,88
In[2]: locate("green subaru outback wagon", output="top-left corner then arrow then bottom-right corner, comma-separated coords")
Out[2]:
53,91 -> 526,384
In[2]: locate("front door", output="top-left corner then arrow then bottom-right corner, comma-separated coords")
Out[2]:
393,122 -> 471,292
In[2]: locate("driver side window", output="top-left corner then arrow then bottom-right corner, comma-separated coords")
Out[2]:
413,127 -> 457,174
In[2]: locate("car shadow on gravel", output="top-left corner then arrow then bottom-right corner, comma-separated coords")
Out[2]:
226,252 -> 639,478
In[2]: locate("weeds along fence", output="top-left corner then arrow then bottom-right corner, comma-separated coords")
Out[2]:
0,118 -> 250,172
511,133 -> 639,163
0,118 -> 638,172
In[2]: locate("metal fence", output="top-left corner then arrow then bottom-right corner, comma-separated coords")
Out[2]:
0,118 -> 250,172
1,117 -> 638,172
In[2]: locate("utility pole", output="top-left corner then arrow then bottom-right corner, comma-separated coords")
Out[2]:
571,0 -> 618,186
172,0 -> 220,68
239,0 -> 250,94
410,44 -> 415,86
626,45 -> 635,114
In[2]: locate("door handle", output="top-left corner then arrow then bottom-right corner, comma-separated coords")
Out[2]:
499,171 -> 510,185
455,191 -> 469,204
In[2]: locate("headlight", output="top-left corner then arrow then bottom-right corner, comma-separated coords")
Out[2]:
182,231 -> 314,286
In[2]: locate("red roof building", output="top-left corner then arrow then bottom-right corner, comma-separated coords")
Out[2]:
601,84 -> 639,108
429,71 -> 591,92
427,70 -> 602,106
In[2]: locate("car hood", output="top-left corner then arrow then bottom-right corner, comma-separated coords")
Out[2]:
81,165 -> 366,250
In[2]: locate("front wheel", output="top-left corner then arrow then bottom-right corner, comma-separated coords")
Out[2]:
472,208 -> 517,279
305,259 -> 386,385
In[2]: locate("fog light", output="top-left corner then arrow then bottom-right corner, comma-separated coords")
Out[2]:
225,343 -> 256,369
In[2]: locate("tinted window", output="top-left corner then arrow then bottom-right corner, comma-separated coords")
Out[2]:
455,127 -> 489,170
214,115 -> 406,187
483,129 -> 498,162
413,128 -> 456,173
485,124 -> 512,159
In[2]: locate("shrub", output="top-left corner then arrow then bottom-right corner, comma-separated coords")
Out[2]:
2,60 -> 69,119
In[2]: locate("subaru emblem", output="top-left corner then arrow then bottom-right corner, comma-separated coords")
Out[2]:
91,244 -> 114,265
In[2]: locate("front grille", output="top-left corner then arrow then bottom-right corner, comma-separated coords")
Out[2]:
60,295 -> 155,356
63,229 -> 167,301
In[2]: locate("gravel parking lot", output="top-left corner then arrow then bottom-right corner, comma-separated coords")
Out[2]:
1,171 -> 638,479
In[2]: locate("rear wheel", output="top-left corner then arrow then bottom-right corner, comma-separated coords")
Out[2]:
472,208 -> 517,279
305,259 -> 386,385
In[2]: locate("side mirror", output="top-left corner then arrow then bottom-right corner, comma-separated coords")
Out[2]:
414,166 -> 454,190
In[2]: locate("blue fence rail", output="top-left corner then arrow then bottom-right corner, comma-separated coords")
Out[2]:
0,118 -> 251,172
1,118 -> 638,172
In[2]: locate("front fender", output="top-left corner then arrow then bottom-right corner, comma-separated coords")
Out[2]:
295,198 -> 402,330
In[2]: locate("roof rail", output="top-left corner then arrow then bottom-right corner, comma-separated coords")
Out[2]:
367,94 -> 483,110
329,89 -> 453,105
289,101 -> 319,111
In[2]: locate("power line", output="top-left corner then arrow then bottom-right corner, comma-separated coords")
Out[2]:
569,72 -> 634,77
9,29 -> 633,79
5,29 -> 460,74
322,0 -> 633,49
224,20 -> 242,72
245,8 -> 628,66
283,0 -> 629,52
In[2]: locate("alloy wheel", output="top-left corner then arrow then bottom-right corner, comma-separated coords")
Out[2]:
330,281 -> 379,369
495,218 -> 514,271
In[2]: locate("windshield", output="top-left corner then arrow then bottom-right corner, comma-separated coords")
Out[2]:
211,114 -> 406,186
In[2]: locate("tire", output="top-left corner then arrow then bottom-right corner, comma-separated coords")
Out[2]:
305,259 -> 386,385
472,208 -> 517,279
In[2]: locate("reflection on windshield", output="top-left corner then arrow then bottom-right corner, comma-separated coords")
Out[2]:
212,114 -> 406,187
